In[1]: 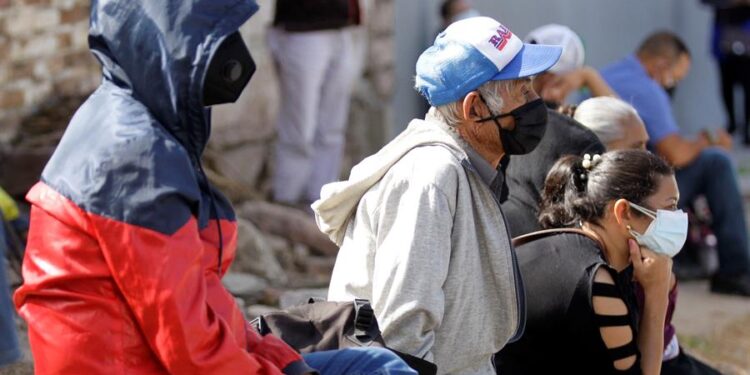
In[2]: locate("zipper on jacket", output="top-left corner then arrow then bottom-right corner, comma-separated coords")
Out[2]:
196,160 -> 224,274
462,159 -> 527,343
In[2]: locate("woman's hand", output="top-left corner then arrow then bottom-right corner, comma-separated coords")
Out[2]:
629,239 -> 672,296
630,239 -> 671,375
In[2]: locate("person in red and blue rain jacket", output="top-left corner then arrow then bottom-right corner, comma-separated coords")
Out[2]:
13,1 -> 415,374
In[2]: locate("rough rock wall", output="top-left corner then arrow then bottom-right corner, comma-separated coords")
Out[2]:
0,0 -> 98,143
0,0 -> 395,200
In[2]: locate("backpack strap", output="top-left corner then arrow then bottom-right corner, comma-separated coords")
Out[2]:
353,298 -> 375,337
512,227 -> 605,250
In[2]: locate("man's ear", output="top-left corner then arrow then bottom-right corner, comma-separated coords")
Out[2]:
612,199 -> 633,226
461,91 -> 485,121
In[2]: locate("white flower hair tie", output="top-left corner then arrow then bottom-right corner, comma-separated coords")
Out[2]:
582,153 -> 602,170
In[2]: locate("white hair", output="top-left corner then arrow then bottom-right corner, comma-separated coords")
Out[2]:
574,97 -> 642,144
425,80 -> 517,128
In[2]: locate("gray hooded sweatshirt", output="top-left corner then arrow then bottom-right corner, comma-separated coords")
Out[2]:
313,114 -> 525,375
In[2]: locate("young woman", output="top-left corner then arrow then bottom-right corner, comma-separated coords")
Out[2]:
496,150 -> 684,375
571,97 -> 720,375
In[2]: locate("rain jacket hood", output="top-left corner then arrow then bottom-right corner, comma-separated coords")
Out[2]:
89,0 -> 258,157
313,117 -> 466,246
14,1 -> 308,373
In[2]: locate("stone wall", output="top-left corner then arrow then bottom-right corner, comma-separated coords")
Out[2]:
0,0 -> 395,200
0,0 -> 99,143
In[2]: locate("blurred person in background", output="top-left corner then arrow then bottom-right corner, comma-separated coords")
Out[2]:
270,0 -> 362,209
0,186 -> 28,274
601,31 -> 750,296
574,96 -> 721,375
524,24 -> 616,107
574,97 -> 649,151
502,24 -> 612,237
703,0 -> 750,143
0,213 -> 21,368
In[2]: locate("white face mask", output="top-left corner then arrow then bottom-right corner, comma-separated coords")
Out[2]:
628,201 -> 688,258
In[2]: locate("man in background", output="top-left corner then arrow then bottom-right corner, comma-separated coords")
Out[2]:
270,0 -> 362,209
602,31 -> 750,296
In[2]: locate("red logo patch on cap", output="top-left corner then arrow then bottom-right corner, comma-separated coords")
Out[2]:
488,25 -> 513,51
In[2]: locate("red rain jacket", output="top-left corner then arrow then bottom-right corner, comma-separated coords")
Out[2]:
13,0 -> 303,373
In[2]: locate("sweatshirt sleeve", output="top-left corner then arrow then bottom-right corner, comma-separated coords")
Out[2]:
371,179 -> 453,362
87,211 -> 301,374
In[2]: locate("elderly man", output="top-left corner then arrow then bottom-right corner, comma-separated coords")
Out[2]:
602,31 -> 750,296
314,17 -> 561,374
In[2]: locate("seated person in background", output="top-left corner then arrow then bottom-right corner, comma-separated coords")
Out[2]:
0,186 -> 28,240
574,97 -> 649,150
525,24 -> 616,106
502,24 -> 610,237
316,17 -> 563,374
496,150 -> 678,374
601,31 -> 750,296
574,97 -> 721,375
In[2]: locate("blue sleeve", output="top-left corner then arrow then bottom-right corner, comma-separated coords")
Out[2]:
627,86 -> 680,146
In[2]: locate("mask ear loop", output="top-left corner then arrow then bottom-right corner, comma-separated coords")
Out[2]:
628,201 -> 657,220
475,93 -> 512,124
627,224 -> 645,243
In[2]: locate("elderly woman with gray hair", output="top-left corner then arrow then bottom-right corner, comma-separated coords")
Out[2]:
572,96 -> 721,375
573,97 -> 649,150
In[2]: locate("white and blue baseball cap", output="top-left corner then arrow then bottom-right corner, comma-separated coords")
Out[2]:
416,17 -> 563,106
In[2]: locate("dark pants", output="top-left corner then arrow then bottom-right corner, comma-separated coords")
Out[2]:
676,148 -> 750,276
719,56 -> 750,139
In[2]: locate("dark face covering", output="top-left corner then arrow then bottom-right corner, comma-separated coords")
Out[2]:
665,85 -> 677,100
203,32 -> 256,106
478,97 -> 548,155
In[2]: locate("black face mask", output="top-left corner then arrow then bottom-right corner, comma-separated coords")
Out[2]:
478,97 -> 548,155
203,32 -> 256,106
665,85 -> 677,100
544,100 -> 560,110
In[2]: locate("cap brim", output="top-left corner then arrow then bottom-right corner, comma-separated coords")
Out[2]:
491,44 -> 563,81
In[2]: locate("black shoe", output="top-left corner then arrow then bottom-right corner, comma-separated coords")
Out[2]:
710,273 -> 750,296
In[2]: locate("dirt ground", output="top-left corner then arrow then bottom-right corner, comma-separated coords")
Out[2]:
673,281 -> 750,374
